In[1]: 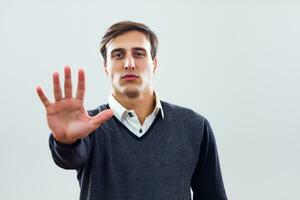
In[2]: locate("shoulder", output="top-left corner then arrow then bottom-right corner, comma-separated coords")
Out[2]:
87,104 -> 109,117
160,100 -> 207,124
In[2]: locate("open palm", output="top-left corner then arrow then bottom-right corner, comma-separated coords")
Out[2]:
36,66 -> 113,144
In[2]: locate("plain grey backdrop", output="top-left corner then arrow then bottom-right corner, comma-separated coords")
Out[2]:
1,0 -> 299,199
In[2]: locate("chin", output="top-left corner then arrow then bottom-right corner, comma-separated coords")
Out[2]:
114,83 -> 145,98
122,88 -> 140,98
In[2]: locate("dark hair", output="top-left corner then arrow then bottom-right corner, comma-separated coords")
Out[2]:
100,21 -> 158,62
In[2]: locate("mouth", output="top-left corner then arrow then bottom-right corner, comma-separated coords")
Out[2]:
121,74 -> 139,81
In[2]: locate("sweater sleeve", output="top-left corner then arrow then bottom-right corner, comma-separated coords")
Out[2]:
48,133 -> 93,170
191,119 -> 227,200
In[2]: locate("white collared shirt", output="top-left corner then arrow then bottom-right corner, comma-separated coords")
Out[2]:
108,92 -> 164,137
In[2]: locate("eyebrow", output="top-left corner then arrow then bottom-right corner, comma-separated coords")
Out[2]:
110,48 -> 124,55
132,47 -> 146,52
110,47 -> 147,55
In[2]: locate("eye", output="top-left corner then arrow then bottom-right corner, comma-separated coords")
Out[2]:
112,51 -> 124,59
134,50 -> 146,58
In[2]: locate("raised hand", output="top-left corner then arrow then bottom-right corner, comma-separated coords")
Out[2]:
36,66 -> 113,144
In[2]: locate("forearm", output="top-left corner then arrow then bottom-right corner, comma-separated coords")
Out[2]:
191,119 -> 227,200
49,133 -> 93,169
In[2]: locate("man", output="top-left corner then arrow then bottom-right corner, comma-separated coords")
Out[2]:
36,21 -> 227,200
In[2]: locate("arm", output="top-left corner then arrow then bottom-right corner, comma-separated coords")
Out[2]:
48,134 -> 92,169
36,66 -> 113,168
191,119 -> 227,200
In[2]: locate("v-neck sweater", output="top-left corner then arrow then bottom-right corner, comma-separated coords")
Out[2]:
107,93 -> 164,137
49,101 -> 227,200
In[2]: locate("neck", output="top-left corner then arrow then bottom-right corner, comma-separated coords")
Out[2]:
112,89 -> 156,125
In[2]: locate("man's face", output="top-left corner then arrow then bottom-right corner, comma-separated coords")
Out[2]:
105,31 -> 157,98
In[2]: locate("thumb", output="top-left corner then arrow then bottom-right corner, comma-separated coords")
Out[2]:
90,109 -> 114,127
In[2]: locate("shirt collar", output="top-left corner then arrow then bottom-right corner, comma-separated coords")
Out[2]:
108,91 -> 164,120
153,92 -> 164,118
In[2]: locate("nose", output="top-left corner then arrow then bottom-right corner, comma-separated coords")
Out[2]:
124,56 -> 135,70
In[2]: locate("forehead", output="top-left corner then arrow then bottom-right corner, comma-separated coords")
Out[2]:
106,31 -> 151,53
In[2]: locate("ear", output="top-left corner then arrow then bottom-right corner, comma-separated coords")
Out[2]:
103,61 -> 109,77
152,57 -> 158,74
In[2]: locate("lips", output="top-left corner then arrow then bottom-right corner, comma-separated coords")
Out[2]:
121,74 -> 139,80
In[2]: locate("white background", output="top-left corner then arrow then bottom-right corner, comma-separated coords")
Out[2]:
1,0 -> 299,199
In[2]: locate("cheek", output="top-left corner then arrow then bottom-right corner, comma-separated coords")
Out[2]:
143,63 -> 155,76
111,70 -> 120,80
108,62 -> 123,79
140,69 -> 153,84
137,59 -> 154,73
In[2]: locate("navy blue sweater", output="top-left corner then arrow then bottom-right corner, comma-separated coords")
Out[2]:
49,101 -> 227,200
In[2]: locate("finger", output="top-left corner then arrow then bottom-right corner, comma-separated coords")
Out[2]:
53,72 -> 63,101
90,109 -> 114,128
64,66 -> 73,98
76,68 -> 85,100
36,86 -> 51,108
